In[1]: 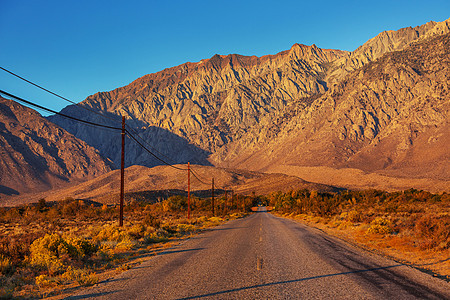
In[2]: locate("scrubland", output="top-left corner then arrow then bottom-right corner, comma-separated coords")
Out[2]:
1,188 -> 448,298
0,195 -> 250,299
268,189 -> 449,280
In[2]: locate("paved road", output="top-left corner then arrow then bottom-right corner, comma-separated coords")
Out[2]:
70,210 -> 449,299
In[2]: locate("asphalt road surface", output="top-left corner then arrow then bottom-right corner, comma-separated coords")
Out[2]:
70,209 -> 449,299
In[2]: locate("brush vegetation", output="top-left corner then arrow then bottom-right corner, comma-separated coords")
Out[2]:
268,189 -> 449,279
0,194 -> 249,299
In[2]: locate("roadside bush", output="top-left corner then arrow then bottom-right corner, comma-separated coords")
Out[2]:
35,274 -> 60,288
177,224 -> 195,233
143,214 -> 161,228
0,254 -> 13,275
93,225 -> 129,243
415,214 -> 450,250
29,234 -> 72,274
66,237 -> 97,258
61,267 -> 98,286
346,210 -> 361,222
367,217 -> 392,235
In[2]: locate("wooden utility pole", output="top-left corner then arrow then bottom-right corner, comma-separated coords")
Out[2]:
119,116 -> 125,227
212,178 -> 215,216
224,190 -> 228,215
231,191 -> 234,210
187,162 -> 191,219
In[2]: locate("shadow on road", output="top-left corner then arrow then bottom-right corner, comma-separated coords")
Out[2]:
177,264 -> 404,299
65,290 -> 118,299
159,247 -> 205,256
206,227 -> 247,231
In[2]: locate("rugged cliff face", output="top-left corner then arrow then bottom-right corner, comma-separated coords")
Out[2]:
0,97 -> 112,195
235,33 -> 450,181
49,18 -> 450,183
49,44 -> 347,167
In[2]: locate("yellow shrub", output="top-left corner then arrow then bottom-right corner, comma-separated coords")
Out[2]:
35,274 -> 59,287
347,210 -> 361,222
115,237 -> 134,252
29,234 -> 69,273
177,224 -> 195,233
371,217 -> 391,226
196,216 -> 208,223
127,224 -> 146,239
0,254 -> 12,275
61,267 -> 98,286
208,217 -> 223,223
66,237 -> 97,258
94,225 -> 129,242
96,243 -> 114,260
367,217 -> 392,234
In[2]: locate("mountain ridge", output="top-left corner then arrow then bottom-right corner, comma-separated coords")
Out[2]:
31,17 -> 450,193
0,96 -> 113,196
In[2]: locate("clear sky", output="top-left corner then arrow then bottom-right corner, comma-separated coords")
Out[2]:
1,0 -> 449,114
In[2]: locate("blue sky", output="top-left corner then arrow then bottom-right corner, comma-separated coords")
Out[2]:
1,0 -> 449,114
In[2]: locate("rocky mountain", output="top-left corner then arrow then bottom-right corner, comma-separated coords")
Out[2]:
240,32 -> 450,181
49,18 -> 450,191
0,96 -> 113,196
49,44 -> 347,167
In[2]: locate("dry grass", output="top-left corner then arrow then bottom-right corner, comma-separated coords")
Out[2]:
269,189 -> 449,280
0,195 -> 248,299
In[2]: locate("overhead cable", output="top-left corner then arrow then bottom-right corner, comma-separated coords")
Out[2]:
0,90 -> 122,131
189,167 -> 210,185
124,124 -> 180,165
0,66 -> 122,124
125,129 -> 188,171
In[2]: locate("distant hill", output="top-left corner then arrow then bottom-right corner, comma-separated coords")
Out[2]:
0,164 -> 338,207
0,96 -> 113,197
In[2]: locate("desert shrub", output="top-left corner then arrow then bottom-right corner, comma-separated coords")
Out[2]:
29,234 -> 71,273
415,215 -> 450,250
143,233 -> 169,245
93,225 -> 129,243
115,236 -> 135,252
36,198 -> 47,212
143,214 -> 161,228
95,244 -> 114,260
66,237 -> 97,259
61,266 -> 98,286
127,224 -> 146,240
166,196 -> 187,211
367,217 -> 392,234
346,210 -> 361,222
0,235 -> 36,264
161,224 -> 177,235
35,274 -> 60,288
313,193 -> 339,217
177,224 -> 195,233
0,254 -> 13,275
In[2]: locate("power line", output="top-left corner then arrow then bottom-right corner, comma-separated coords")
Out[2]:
0,66 -> 122,124
0,90 -> 122,131
125,129 -> 188,171
189,167 -> 210,185
124,124 -> 180,165
0,66 -> 191,161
